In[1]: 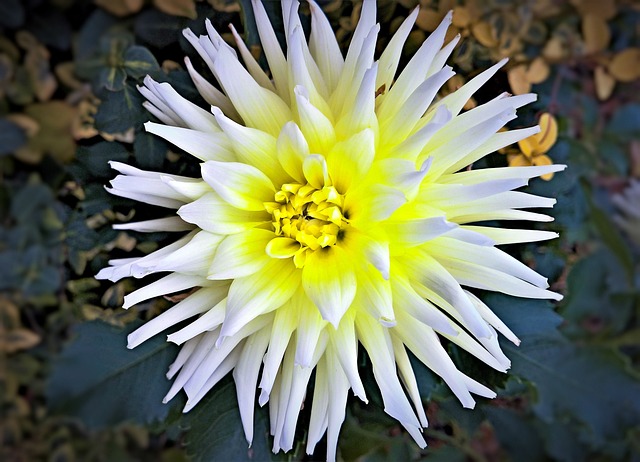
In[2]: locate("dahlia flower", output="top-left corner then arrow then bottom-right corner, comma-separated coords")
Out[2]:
97,1 -> 564,459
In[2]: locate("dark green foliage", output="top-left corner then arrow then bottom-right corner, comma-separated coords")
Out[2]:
2,0 -> 639,461
181,378 -> 279,462
48,320 -> 180,429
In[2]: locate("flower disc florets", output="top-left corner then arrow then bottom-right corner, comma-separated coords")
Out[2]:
98,1 -> 565,461
266,181 -> 348,267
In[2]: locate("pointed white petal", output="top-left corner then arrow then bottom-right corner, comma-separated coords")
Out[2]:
144,122 -> 235,162
113,217 -> 194,233
178,192 -> 269,234
208,228 -> 273,280
127,283 -> 229,348
122,273 -> 207,309
302,246 -> 357,328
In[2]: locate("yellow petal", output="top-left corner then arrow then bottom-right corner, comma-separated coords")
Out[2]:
201,161 -> 275,211
266,237 -> 301,259
208,229 -> 274,279
326,128 -> 375,194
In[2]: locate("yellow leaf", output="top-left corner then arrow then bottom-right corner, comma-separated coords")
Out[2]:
471,21 -> 498,48
582,14 -> 610,54
594,66 -> 616,100
532,155 -> 555,180
542,36 -> 566,62
608,48 -> 640,83
572,0 -> 617,20
452,6 -> 471,28
508,65 -> 531,95
508,153 -> 532,167
526,57 -> 550,84
154,0 -> 198,19
0,328 -> 41,353
536,113 -> 558,153
415,8 -> 443,32
517,137 -> 535,158
0,298 -> 20,329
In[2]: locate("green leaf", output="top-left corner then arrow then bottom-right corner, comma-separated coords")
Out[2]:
94,83 -> 146,135
76,141 -> 130,178
135,10 -> 186,48
134,130 -> 168,170
483,407 -> 545,462
47,320 -> 180,429
180,376 -> 278,462
582,181 -> 634,281
124,46 -> 160,80
560,249 -> 634,333
487,294 -> 640,447
0,119 -> 27,156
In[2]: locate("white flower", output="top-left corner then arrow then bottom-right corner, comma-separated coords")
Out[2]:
97,1 -> 564,460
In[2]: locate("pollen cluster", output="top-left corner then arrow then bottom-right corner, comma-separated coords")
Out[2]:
265,182 -> 348,267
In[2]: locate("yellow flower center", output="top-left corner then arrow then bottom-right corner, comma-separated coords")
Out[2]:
264,183 -> 349,267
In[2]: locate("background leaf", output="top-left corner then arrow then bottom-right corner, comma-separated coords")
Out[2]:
48,320 -> 180,429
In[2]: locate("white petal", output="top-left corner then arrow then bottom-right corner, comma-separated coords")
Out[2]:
213,46 -> 292,136
386,216 -> 457,250
326,128 -> 375,193
208,228 -> 273,280
251,0 -> 289,101
380,66 -> 455,147
113,217 -> 194,233
166,298 -> 226,345
377,11 -> 452,122
308,0 -> 344,92
222,259 -> 300,341
259,304 -> 297,405
376,6 -> 420,92
302,246 -> 357,327
234,325 -> 272,445
150,231 -> 223,275
329,310 -> 367,402
433,58 -> 508,118
404,250 -> 492,338
201,161 -> 275,211
183,56 -> 241,122
123,273 -> 207,309
177,192 -> 269,234
355,312 -> 423,432
228,23 -> 276,91
144,122 -> 235,162
211,107 -> 287,185
391,336 -> 428,427
127,283 -> 229,348
276,121 -> 309,184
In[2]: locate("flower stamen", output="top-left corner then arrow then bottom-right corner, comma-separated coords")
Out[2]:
265,183 -> 348,267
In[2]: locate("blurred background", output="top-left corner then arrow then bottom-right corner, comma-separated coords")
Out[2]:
1,0 -> 639,461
